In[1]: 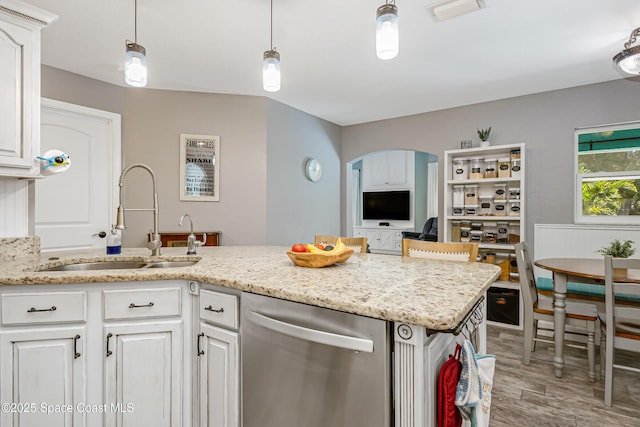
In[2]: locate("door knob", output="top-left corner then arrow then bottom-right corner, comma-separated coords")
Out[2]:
93,231 -> 107,238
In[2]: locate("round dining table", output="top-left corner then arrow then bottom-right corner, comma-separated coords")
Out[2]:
534,258 -> 640,378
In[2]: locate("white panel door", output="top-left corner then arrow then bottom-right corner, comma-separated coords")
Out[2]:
0,327 -> 86,427
35,99 -> 121,251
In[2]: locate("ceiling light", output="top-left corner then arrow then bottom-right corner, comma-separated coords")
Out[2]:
613,27 -> 640,75
263,0 -> 281,92
376,1 -> 399,60
428,0 -> 484,22
125,0 -> 147,87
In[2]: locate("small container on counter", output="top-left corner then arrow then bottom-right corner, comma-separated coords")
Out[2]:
511,157 -> 522,179
482,222 -> 497,243
483,158 -> 498,179
509,187 -> 520,200
453,185 -> 465,206
452,206 -> 465,216
479,196 -> 493,215
452,158 -> 468,181
464,185 -> 479,205
469,158 -> 484,179
494,183 -> 508,200
465,205 -> 479,216
493,199 -> 507,216
470,230 -> 483,243
460,226 -> 471,242
497,222 -> 509,244
498,157 -> 511,178
451,221 -> 461,242
508,199 -> 521,216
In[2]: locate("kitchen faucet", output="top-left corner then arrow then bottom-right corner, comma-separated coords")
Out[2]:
115,163 -> 162,256
179,214 -> 207,255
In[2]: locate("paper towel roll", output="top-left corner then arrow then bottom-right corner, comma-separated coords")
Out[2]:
37,149 -> 71,176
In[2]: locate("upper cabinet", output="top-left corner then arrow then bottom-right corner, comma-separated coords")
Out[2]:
0,1 -> 56,178
363,150 -> 414,190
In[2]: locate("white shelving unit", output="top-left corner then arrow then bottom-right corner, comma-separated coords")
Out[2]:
443,143 -> 525,329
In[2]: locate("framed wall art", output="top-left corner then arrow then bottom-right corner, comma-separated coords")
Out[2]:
180,134 -> 220,201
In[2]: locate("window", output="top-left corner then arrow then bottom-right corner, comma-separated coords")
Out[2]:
575,122 -> 640,224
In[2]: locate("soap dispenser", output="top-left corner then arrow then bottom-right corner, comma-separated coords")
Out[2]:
106,227 -> 122,255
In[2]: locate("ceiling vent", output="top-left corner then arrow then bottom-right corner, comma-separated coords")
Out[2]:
428,0 -> 485,22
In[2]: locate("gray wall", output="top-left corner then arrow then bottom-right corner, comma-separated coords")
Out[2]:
341,78 -> 640,247
266,100 -> 342,245
41,66 -> 341,247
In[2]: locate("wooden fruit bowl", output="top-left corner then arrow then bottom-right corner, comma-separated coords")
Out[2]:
286,248 -> 354,268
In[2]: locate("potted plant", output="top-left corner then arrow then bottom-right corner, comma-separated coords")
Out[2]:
477,127 -> 491,147
597,239 -> 635,277
597,239 -> 635,258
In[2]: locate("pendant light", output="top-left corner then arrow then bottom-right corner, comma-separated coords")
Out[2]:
613,27 -> 640,75
263,0 -> 281,92
376,1 -> 399,60
125,0 -> 148,87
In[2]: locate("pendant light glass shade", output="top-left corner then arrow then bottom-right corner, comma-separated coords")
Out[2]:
613,28 -> 640,75
263,49 -> 281,92
376,3 -> 399,60
125,42 -> 148,87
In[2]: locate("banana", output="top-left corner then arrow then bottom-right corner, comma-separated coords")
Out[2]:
306,243 -> 326,254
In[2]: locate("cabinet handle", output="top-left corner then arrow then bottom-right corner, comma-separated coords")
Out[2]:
73,334 -> 81,359
128,302 -> 154,308
204,306 -> 224,313
27,306 -> 57,313
204,305 -> 224,313
197,332 -> 205,356
106,333 -> 113,357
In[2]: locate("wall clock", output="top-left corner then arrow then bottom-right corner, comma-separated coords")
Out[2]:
304,158 -> 322,182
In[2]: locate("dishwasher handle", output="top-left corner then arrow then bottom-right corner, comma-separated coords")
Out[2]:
248,311 -> 374,353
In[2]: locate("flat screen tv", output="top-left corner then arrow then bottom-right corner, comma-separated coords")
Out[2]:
363,190 -> 410,220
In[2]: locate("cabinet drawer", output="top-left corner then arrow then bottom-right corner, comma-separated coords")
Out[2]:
103,288 -> 181,320
1,291 -> 87,325
200,290 -> 238,329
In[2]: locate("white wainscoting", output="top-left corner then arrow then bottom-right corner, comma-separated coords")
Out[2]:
533,223 -> 640,279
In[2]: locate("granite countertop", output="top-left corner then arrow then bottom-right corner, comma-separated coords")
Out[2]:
0,239 -> 501,331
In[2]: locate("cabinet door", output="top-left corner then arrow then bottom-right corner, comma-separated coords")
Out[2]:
0,19 -> 35,172
362,229 -> 381,250
104,321 -> 182,427
366,152 -> 389,187
198,322 -> 239,427
378,230 -> 396,250
0,327 -> 86,427
386,151 -> 407,186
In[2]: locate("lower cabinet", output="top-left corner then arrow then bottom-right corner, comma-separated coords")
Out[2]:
354,227 -> 406,254
104,321 -> 182,427
0,326 -> 87,427
197,322 -> 239,427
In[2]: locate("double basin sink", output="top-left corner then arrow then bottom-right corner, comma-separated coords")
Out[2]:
41,260 -> 198,272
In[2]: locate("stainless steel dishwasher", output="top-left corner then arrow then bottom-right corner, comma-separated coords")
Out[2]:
241,292 -> 391,427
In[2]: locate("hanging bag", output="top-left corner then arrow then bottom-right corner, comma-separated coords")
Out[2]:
437,343 -> 463,427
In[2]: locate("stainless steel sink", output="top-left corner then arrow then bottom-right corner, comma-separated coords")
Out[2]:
44,261 -> 148,271
141,261 -> 198,268
41,260 -> 198,272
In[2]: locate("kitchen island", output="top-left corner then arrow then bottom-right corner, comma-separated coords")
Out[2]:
0,238 -> 500,427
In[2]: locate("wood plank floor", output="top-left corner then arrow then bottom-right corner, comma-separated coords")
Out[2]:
486,325 -> 640,427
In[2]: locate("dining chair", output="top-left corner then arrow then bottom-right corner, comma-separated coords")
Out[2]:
314,235 -> 368,253
514,242 -> 598,382
601,256 -> 640,406
401,239 -> 478,262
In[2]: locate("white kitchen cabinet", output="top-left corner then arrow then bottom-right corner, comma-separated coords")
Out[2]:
0,1 -> 56,177
0,289 -> 87,427
104,321 -> 182,427
354,227 -> 407,254
363,150 -> 412,190
198,322 -> 239,427
196,289 -> 239,427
